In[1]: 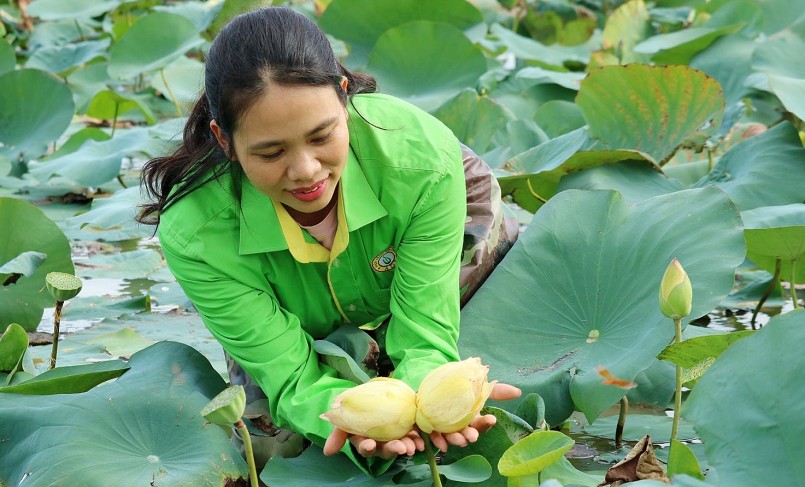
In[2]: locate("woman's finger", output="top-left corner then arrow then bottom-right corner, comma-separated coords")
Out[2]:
323,428 -> 349,455
470,413 -> 497,433
444,431 -> 468,447
430,431 -> 449,452
490,382 -> 522,401
459,425 -> 480,443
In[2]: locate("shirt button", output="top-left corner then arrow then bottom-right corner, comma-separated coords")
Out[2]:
347,304 -> 357,312
332,259 -> 340,267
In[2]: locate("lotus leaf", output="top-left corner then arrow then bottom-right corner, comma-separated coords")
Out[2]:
0,198 -> 74,331
0,341 -> 247,486
684,310 -> 805,486
459,187 -> 745,424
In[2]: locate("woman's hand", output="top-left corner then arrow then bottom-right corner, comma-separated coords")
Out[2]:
323,382 -> 521,457
428,382 -> 521,452
324,428 -> 425,459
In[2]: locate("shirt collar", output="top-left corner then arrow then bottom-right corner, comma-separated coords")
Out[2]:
238,143 -> 387,256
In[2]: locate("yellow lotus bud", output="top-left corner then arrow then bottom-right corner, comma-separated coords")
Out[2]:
415,357 -> 496,434
659,258 -> 692,320
320,377 -> 417,442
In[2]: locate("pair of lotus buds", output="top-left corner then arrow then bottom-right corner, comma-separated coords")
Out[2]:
320,357 -> 496,441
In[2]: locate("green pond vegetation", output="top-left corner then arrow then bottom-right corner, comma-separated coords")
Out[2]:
1,0 -> 804,485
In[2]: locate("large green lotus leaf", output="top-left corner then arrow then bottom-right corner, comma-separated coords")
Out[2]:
561,122 -> 805,211
367,21 -> 487,112
318,0 -> 482,69
0,360 -> 129,394
108,12 -> 205,80
263,445 -> 403,486
767,74 -> 805,122
63,186 -> 153,242
703,0 -> 764,37
498,127 -> 659,212
590,0 -> 653,67
25,39 -> 110,74
27,126 -> 166,186
534,100 -> 586,139
514,67 -> 586,91
0,323 -> 27,372
28,18 -> 98,49
634,24 -> 742,66
0,40 -> 14,76
0,198 -> 74,331
66,62 -> 115,113
741,204 -> 805,283
752,35 -> 805,79
0,69 -> 75,161
439,407 -> 533,486
85,89 -> 156,124
154,1 -> 224,31
434,89 -> 515,154
694,122 -> 805,211
486,23 -> 597,70
690,35 -> 756,107
458,187 -> 745,423
27,0 -> 122,20
149,55 -> 205,108
0,341 -> 247,486
498,430 -> 574,477
0,251 -> 46,279
576,64 -> 724,165
77,249 -> 163,280
683,310 -> 805,486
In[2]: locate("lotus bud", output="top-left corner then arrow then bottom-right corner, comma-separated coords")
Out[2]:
320,377 -> 417,442
659,259 -> 692,320
202,385 -> 247,427
45,272 -> 83,302
415,357 -> 496,434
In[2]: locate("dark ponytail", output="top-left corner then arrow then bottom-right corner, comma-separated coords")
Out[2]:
136,6 -> 376,225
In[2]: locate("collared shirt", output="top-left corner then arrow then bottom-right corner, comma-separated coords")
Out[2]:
159,93 -> 466,451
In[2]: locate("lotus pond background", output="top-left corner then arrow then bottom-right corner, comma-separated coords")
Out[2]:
1,0 -> 805,486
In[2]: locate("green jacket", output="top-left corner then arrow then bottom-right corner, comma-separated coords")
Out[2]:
159,93 -> 466,456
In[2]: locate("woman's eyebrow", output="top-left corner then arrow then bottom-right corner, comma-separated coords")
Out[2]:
247,116 -> 339,151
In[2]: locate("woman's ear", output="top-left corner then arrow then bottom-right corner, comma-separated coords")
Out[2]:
210,120 -> 235,160
339,76 -> 348,93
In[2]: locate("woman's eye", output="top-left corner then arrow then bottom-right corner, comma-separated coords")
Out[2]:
259,151 -> 283,160
311,132 -> 332,144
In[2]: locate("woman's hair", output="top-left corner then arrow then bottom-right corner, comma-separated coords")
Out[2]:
137,6 -> 376,225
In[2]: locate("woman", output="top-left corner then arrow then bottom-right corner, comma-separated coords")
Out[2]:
138,6 -> 519,473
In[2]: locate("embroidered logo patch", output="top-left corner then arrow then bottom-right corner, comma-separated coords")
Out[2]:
371,246 -> 396,272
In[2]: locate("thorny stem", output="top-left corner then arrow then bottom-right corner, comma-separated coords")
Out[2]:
791,259 -> 799,310
424,435 -> 443,487
616,396 -> 628,448
751,258 -> 781,329
49,300 -> 64,369
671,317 -> 683,442
111,101 -> 120,138
236,419 -> 259,487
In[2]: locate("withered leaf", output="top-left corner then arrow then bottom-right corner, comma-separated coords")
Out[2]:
597,434 -> 670,486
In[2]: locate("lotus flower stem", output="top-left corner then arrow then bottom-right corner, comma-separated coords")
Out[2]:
49,300 -> 64,369
424,435 -> 443,487
235,419 -> 259,487
160,68 -> 183,117
751,258 -> 781,329
616,396 -> 628,448
671,317 -> 683,442
791,259 -> 799,310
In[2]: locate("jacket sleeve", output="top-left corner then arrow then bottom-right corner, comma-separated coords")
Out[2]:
385,141 -> 466,389
159,232 -> 352,444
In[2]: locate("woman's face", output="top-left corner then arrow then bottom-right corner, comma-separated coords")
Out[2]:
212,81 -> 350,225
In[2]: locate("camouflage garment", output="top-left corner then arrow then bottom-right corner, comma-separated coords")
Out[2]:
227,144 -> 519,462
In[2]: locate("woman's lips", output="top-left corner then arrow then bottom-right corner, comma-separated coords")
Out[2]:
289,179 -> 327,202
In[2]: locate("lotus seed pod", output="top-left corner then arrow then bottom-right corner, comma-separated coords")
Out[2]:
202,385 -> 247,426
320,377 -> 417,442
45,272 -> 83,301
415,357 -> 496,434
659,259 -> 692,320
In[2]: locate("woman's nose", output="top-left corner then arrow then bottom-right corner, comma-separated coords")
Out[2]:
287,151 -> 320,182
